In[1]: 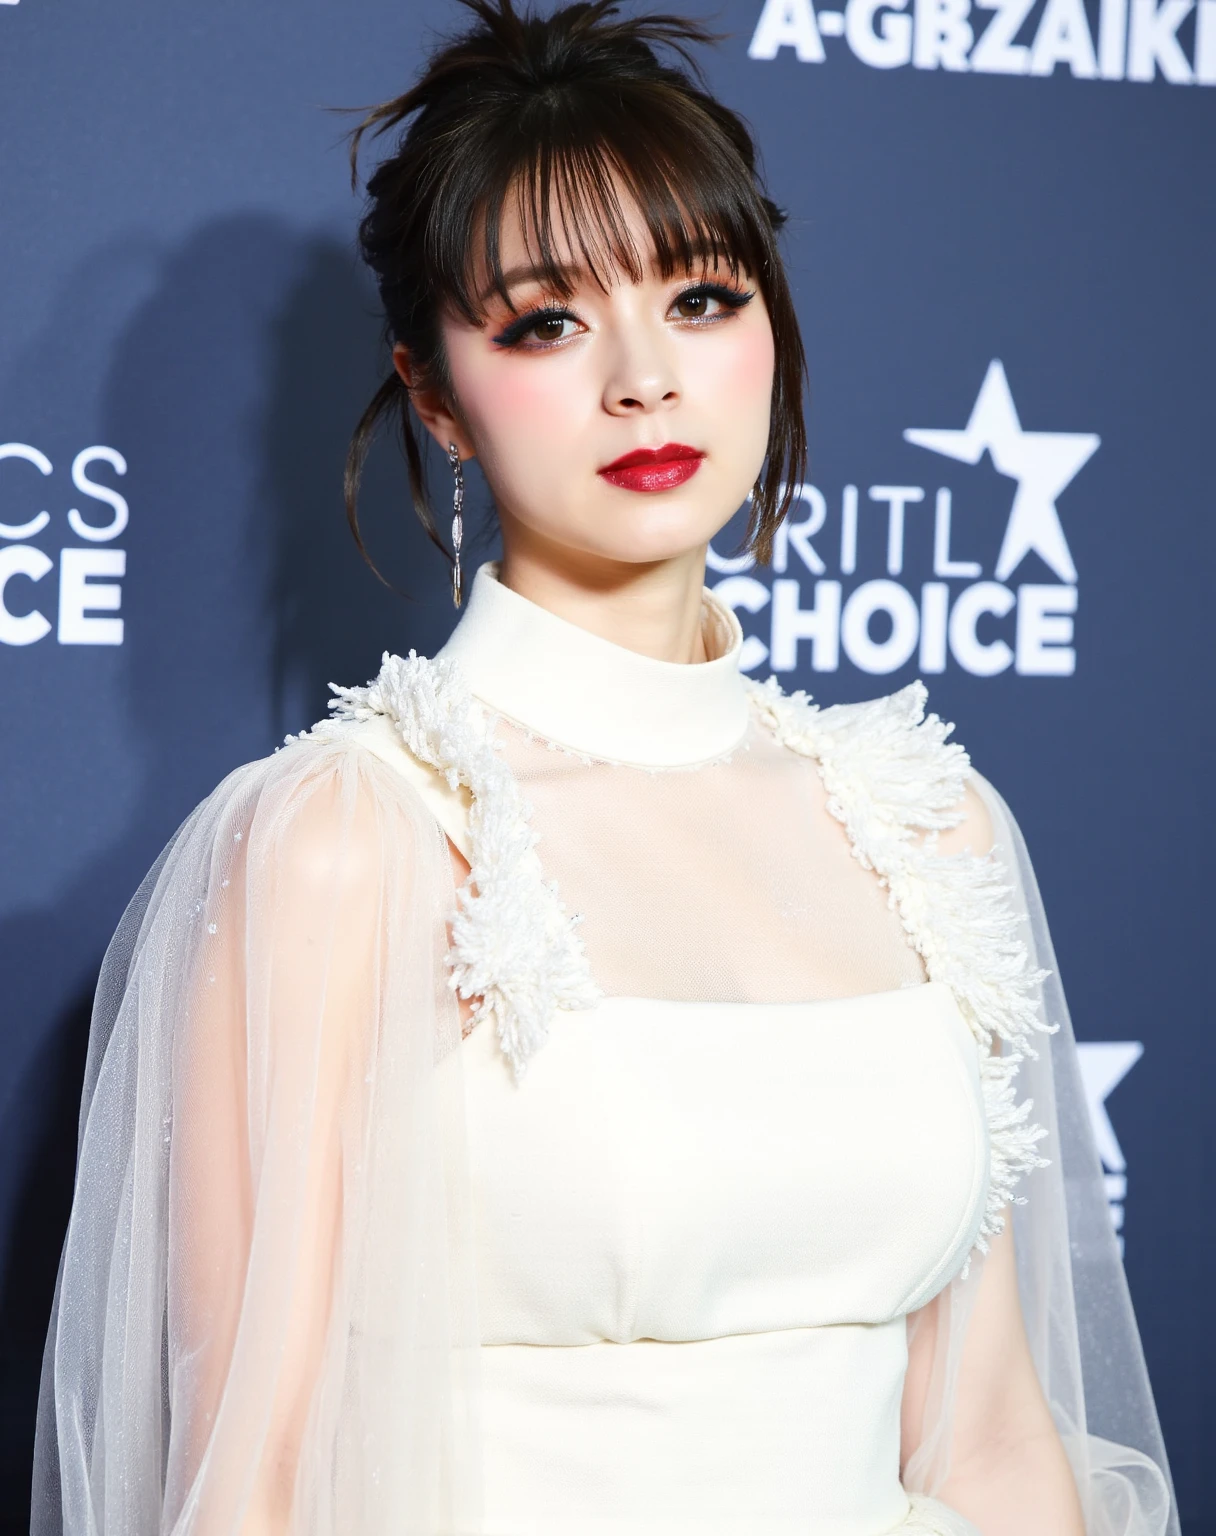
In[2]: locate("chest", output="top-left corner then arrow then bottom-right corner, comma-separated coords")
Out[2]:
464,982 -> 988,1347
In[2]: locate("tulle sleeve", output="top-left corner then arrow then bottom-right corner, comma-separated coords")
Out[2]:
903,774 -> 1178,1536
32,734 -> 484,1535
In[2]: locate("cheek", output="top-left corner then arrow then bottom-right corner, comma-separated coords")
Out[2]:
707,321 -> 776,405
684,320 -> 776,457
448,342 -> 588,454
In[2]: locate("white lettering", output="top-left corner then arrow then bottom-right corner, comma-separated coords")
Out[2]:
919,582 -> 950,673
846,0 -> 914,64
914,0 -> 974,68
771,578 -> 841,670
0,544 -> 52,645
1195,0 -> 1216,78
1099,0 -> 1129,73
0,442 -> 52,540
68,446 -> 129,542
970,0 -> 1034,73
1016,582 -> 1076,674
773,484 -> 828,575
58,548 -> 125,645
949,580 -> 1015,674
840,484 -> 859,574
712,575 -> 771,672
1030,0 -> 1099,71
868,485 -> 925,574
1127,0 -> 1193,79
841,579 -> 920,673
932,487 -> 982,576
749,0 -> 827,59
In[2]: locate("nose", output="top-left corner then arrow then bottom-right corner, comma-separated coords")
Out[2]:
601,322 -> 681,417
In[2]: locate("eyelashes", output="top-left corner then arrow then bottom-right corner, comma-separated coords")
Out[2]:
671,282 -> 755,321
493,304 -> 576,349
491,281 -> 755,351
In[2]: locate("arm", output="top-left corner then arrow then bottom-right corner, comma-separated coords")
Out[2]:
171,763 -> 386,1533
922,1223 -> 1085,1536
902,782 -> 1085,1536
41,739 -> 470,1534
168,743 -> 469,1534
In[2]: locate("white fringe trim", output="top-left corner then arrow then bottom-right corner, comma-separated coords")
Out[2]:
324,651 -> 601,1079
749,676 -> 1052,1257
311,645 -> 1054,1234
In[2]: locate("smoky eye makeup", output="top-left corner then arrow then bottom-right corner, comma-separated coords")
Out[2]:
491,303 -> 582,350
669,281 -> 756,319
489,277 -> 756,350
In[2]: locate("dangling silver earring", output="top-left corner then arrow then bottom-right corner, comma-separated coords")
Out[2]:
447,442 -> 464,609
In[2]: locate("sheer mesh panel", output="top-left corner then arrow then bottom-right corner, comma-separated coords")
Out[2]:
496,716 -> 926,1004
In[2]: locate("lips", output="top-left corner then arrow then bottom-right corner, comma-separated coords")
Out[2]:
598,443 -> 705,494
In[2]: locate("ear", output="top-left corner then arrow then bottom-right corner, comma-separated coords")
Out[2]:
393,344 -> 475,462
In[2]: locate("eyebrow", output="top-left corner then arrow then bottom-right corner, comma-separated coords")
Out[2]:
480,245 -> 738,308
480,263 -> 585,305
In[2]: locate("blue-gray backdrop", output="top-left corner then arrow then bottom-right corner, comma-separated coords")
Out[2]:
1,0 -> 1212,1528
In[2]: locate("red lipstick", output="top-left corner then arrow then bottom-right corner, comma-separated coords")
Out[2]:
598,443 -> 705,493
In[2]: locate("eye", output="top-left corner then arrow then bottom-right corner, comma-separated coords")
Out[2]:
493,306 -> 584,349
525,313 -> 578,343
670,283 -> 755,323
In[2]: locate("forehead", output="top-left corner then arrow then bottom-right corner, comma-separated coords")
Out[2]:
497,189 -> 675,286
467,167 -> 743,312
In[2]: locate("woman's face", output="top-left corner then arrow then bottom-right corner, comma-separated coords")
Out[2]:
417,196 -> 776,571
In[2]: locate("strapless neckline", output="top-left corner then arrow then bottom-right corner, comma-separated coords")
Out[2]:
459,981 -> 988,1536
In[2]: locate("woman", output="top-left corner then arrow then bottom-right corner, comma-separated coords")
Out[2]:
34,2 -> 1176,1533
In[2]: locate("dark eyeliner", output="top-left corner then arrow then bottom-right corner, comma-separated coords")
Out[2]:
677,281 -> 755,312
492,304 -> 576,348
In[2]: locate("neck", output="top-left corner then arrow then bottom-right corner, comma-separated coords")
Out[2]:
497,536 -> 710,665
435,562 -> 749,768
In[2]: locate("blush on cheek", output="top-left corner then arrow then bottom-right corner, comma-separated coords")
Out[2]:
457,357 -> 582,449
722,324 -> 776,395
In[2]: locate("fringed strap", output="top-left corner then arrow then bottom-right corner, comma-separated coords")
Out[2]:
318,651 -> 601,1078
749,676 -> 1053,1255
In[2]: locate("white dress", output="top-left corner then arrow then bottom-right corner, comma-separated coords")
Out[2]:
465,987 -> 984,1536
337,565 -> 1016,1536
32,563 -> 1177,1536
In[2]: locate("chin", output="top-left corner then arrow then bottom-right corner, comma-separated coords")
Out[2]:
584,497 -> 737,566
582,529 -> 725,568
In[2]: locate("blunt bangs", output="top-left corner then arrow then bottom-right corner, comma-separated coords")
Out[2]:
437,86 -> 775,321
347,0 -> 807,573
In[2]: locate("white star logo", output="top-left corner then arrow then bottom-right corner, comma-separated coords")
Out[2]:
1076,1041 -> 1143,1173
904,361 -> 1100,584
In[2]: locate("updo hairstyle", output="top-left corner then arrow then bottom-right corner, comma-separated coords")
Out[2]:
347,0 -> 808,568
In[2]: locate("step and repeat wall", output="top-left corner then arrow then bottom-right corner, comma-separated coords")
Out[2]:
0,0 -> 1211,1526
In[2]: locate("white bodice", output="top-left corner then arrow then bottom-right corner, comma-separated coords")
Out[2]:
463,984 -> 988,1536
467,984 -> 987,1346
316,564 -> 1048,1536
40,560 -> 1158,1536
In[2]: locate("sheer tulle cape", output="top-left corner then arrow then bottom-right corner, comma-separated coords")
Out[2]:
903,779 -> 1177,1536
33,732 -> 1176,1534
32,738 -> 483,1535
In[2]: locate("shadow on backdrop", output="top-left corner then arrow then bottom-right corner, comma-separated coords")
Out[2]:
0,213 -> 491,1527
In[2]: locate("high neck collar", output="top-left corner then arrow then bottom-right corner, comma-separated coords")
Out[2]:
436,563 -> 750,768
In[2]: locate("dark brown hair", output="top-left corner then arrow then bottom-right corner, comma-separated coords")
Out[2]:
346,0 -> 807,569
